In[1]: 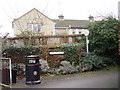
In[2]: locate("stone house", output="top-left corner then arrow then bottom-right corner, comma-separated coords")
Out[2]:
12,8 -> 91,36
12,8 -> 55,36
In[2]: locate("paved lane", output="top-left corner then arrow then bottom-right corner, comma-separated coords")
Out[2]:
12,70 -> 118,88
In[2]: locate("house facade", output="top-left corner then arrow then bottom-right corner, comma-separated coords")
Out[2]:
53,15 -> 90,35
12,8 -> 55,36
12,8 -> 91,36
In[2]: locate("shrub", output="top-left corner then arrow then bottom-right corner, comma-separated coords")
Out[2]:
39,59 -> 50,74
88,17 -> 119,62
39,46 -> 49,60
61,43 -> 84,65
20,45 -> 39,55
46,61 -> 78,75
3,45 -> 39,56
80,52 -> 109,71
3,45 -> 39,63
59,61 -> 78,74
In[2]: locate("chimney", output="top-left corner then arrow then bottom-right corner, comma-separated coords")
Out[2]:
89,15 -> 94,22
58,14 -> 64,20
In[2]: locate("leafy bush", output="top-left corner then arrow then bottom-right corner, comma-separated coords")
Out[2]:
39,59 -> 50,74
59,61 -> 78,74
20,45 -> 39,55
46,61 -> 78,75
88,16 -> 119,60
3,45 -> 39,63
40,46 -> 49,60
80,53 -> 109,71
3,45 -> 39,56
61,43 -> 84,65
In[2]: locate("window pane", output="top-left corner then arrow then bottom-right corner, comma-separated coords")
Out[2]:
38,24 -> 41,32
27,23 -> 41,32
33,24 -> 38,32
27,24 -> 33,31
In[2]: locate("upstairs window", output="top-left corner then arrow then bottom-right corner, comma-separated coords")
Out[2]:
27,23 -> 41,32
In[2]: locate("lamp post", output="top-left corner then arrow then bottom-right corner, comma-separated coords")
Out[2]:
80,29 -> 89,54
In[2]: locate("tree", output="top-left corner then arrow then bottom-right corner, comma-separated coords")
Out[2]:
16,29 -> 44,37
88,16 -> 119,58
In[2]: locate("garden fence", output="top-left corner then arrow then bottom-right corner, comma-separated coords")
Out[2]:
5,34 -> 82,47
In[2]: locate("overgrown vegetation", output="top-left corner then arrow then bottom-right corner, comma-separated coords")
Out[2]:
3,45 -> 39,63
61,43 -> 84,65
3,45 -> 39,55
88,16 -> 119,63
80,52 -> 111,71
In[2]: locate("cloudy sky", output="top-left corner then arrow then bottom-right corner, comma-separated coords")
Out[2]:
0,0 -> 119,37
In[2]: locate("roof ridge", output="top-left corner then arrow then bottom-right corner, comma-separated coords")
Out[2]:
13,8 -> 53,23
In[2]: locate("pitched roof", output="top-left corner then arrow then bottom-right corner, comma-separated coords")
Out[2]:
12,8 -> 53,23
52,19 -> 90,29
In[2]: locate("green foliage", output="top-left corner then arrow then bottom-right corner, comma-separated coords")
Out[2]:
59,61 -> 78,74
88,16 -> 119,57
81,52 -> 110,71
61,43 -> 84,65
20,45 -> 39,55
3,45 -> 39,57
3,46 -> 21,55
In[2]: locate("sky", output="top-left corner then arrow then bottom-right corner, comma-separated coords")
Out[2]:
0,0 -> 119,37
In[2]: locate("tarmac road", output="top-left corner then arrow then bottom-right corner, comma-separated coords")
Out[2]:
11,70 -> 119,88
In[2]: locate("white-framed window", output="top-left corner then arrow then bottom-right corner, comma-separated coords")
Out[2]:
27,23 -> 41,32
